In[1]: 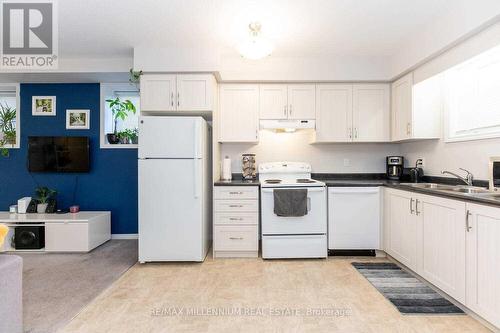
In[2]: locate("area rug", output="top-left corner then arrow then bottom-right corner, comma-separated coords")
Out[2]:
352,262 -> 464,315
19,239 -> 138,333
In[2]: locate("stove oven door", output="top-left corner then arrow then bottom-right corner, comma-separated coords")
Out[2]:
261,187 -> 327,235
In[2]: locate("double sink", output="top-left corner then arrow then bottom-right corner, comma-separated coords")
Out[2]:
401,183 -> 500,199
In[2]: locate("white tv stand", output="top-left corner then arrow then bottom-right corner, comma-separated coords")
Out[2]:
0,211 -> 111,253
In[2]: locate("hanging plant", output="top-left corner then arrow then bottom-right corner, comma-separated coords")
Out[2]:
129,68 -> 143,85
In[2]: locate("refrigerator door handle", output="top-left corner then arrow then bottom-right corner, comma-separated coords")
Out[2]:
194,120 -> 201,158
194,159 -> 202,198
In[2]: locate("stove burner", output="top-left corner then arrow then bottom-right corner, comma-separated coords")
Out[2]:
265,179 -> 282,184
296,179 -> 316,183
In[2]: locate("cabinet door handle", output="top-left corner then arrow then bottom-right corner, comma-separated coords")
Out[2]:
289,104 -> 292,117
229,237 -> 244,240
415,199 -> 420,215
229,191 -> 243,195
284,105 -> 287,116
229,218 -> 244,221
229,205 -> 243,208
410,198 -> 414,214
348,128 -> 352,139
171,92 -> 174,107
466,210 -> 472,232
354,128 -> 358,139
177,92 -> 180,107
407,123 -> 411,135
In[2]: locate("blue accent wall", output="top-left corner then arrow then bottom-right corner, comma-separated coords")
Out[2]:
0,83 -> 138,234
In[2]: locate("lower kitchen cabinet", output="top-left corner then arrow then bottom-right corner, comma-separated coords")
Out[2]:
385,188 -> 418,271
417,194 -> 466,303
213,186 -> 259,258
466,203 -> 500,328
384,188 -> 500,329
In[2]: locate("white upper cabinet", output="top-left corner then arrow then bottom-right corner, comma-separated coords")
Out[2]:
140,74 -> 215,112
353,84 -> 390,142
287,84 -> 316,119
176,75 -> 215,111
140,74 -> 176,111
391,72 -> 441,141
391,73 -> 413,141
315,84 -> 352,142
218,84 -> 259,143
466,203 -> 500,328
259,85 -> 288,119
314,84 -> 389,143
259,84 -> 315,120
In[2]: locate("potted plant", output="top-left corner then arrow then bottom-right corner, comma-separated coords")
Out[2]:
35,186 -> 57,213
117,130 -> 130,144
131,128 -> 139,144
105,97 -> 136,144
0,103 -> 16,157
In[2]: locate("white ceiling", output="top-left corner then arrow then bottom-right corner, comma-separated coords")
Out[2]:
3,0 -> 500,81
60,0 -> 458,59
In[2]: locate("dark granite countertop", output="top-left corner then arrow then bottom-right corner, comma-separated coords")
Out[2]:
214,174 -> 260,186
214,173 -> 500,207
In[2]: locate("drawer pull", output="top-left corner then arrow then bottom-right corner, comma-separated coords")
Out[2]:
229,191 -> 243,195
229,218 -> 244,221
229,237 -> 244,240
229,205 -> 243,208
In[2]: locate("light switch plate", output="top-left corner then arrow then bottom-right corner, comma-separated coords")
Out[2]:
343,158 -> 351,167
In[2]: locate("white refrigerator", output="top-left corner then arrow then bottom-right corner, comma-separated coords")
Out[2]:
138,116 -> 211,262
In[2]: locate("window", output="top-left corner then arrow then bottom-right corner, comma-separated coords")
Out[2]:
0,83 -> 20,150
444,44 -> 500,142
100,83 -> 140,148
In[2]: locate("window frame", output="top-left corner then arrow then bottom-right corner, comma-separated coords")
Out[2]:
0,83 -> 20,149
100,83 -> 140,149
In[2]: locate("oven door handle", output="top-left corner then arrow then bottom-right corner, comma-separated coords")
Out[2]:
261,188 -> 324,193
307,197 -> 311,212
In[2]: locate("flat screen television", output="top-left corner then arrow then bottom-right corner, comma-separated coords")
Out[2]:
28,136 -> 90,173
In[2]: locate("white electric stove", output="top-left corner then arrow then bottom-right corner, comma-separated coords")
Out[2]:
258,162 -> 328,259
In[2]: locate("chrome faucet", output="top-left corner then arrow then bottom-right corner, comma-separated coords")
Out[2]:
441,168 -> 474,186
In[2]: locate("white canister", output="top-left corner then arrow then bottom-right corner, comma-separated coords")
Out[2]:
221,156 -> 232,181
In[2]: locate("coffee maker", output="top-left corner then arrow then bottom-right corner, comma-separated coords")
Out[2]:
386,156 -> 404,180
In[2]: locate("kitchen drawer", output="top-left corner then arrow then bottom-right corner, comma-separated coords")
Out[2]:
214,225 -> 258,251
214,200 -> 258,212
214,186 -> 258,200
214,212 -> 258,225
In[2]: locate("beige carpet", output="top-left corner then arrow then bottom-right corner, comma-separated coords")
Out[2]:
19,240 -> 137,333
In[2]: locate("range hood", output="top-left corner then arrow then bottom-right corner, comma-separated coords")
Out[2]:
260,119 -> 316,131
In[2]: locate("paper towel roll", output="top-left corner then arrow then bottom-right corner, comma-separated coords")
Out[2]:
221,156 -> 232,181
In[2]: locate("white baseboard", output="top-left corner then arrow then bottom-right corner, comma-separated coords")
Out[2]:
111,234 -> 138,240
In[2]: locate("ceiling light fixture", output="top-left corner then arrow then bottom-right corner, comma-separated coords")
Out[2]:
238,22 -> 274,60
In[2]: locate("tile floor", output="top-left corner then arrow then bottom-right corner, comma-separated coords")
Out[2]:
61,256 -> 490,333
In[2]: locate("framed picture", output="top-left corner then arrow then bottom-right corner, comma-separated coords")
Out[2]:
66,109 -> 90,130
32,96 -> 56,116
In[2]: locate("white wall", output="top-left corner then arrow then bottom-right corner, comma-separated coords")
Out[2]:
390,1 -> 500,78
220,129 -> 400,174
401,138 -> 500,180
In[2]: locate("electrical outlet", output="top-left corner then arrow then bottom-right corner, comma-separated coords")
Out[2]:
343,158 -> 351,167
417,158 -> 425,168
